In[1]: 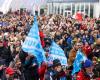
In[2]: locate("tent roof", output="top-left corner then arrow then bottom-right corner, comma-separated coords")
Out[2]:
47,0 -> 99,3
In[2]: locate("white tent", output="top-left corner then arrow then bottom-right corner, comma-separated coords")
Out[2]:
0,0 -> 5,12
10,0 -> 47,15
0,0 -> 13,14
0,0 -> 47,14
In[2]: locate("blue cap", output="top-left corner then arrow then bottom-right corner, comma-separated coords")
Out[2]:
83,59 -> 93,68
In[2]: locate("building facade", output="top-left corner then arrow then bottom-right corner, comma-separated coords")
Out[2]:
47,0 -> 100,18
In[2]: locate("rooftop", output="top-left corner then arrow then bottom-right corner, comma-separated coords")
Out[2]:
47,0 -> 99,3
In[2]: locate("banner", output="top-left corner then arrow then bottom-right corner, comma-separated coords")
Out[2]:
47,41 -> 67,66
72,50 -> 87,75
22,16 -> 46,64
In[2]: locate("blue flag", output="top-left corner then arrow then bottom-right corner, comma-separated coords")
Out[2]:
72,50 -> 87,75
47,41 -> 67,66
22,16 -> 46,64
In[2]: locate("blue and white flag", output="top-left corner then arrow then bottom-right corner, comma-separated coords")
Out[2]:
22,16 -> 46,64
47,41 -> 67,66
72,50 -> 87,75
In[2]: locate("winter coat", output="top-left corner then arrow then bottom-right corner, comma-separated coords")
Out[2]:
68,48 -> 77,66
23,57 -> 39,80
51,70 -> 66,80
95,78 -> 100,80
39,31 -> 45,48
92,45 -> 100,58
77,70 -> 90,80
65,38 -> 72,51
88,35 -> 95,44
38,62 -> 47,80
45,69 -> 66,80
82,45 -> 92,57
82,35 -> 90,44
44,69 -> 53,80
0,46 -> 13,66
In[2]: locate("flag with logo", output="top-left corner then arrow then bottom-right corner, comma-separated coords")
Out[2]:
47,41 -> 67,66
22,16 -> 46,64
72,50 -> 87,75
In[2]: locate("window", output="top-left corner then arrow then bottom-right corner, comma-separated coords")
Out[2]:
81,4 -> 84,12
72,4 -> 75,15
58,7 -> 60,14
61,6 -> 63,15
90,4 -> 94,18
55,6 -> 57,14
85,4 -> 89,15
76,5 -> 80,12
65,12 -> 67,17
65,5 -> 71,11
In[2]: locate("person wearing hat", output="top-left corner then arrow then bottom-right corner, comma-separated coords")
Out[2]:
51,59 -> 66,80
77,59 -> 94,80
45,59 -> 62,80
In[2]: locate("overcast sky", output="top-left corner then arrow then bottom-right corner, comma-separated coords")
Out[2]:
0,0 -> 5,7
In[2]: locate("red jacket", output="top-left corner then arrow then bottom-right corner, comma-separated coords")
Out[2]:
96,78 -> 100,80
38,62 -> 47,80
80,25 -> 87,30
77,70 -> 90,80
83,45 -> 91,57
39,31 -> 45,48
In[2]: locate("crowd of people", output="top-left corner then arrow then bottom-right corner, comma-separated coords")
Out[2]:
0,9 -> 100,80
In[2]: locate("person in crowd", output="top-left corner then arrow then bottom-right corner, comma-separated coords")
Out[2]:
93,62 -> 100,80
68,42 -> 83,66
51,59 -> 66,80
5,67 -> 15,80
44,63 -> 53,80
0,39 -> 13,66
88,38 -> 100,60
23,54 -> 39,80
0,9 -> 100,80
44,59 -> 67,80
77,59 -> 94,80
38,62 -> 47,80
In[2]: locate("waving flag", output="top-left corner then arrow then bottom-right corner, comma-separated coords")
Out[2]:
47,41 -> 67,66
22,16 -> 46,64
72,50 -> 87,75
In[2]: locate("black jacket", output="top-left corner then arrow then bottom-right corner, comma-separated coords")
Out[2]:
23,57 -> 39,80
0,46 -> 13,66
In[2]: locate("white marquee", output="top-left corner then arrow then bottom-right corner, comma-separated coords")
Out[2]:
0,0 -> 47,14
